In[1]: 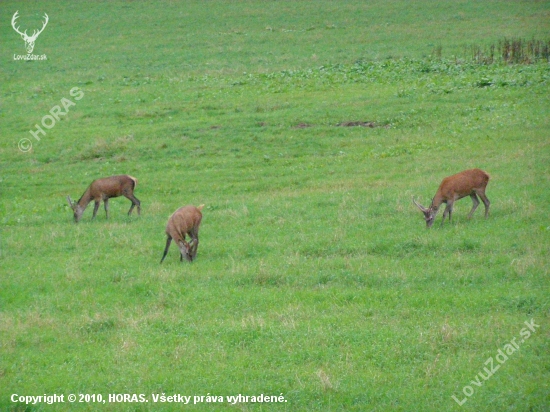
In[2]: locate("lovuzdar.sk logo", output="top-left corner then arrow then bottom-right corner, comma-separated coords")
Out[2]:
11,10 -> 49,61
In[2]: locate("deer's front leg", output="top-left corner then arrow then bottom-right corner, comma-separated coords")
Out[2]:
92,201 -> 100,219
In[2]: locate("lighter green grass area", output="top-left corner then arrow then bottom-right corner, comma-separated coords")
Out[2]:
0,1 -> 549,411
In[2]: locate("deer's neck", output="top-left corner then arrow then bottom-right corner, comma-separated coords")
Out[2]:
431,194 -> 445,211
77,188 -> 94,209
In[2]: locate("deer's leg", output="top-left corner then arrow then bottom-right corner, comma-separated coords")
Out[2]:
92,201 -> 100,219
160,236 -> 172,263
179,240 -> 184,262
441,202 -> 453,226
187,239 -> 193,261
191,237 -> 199,261
125,194 -> 141,216
477,189 -> 490,218
468,193 -> 480,219
189,229 -> 200,261
104,199 -> 109,219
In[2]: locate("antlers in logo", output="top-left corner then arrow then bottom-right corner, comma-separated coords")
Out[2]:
11,11 -> 49,54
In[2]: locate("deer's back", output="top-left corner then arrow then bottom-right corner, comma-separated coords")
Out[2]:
90,175 -> 136,197
439,169 -> 489,199
166,206 -> 202,238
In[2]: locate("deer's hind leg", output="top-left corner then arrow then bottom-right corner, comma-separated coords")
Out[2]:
468,193 -> 480,219
125,193 -> 141,216
476,189 -> 490,218
104,198 -> 110,219
160,236 -> 172,263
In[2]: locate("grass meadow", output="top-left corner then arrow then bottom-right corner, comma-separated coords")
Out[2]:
1,1 -> 549,411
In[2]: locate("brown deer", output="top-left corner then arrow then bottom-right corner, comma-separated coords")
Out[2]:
160,205 -> 204,263
413,168 -> 490,227
67,175 -> 140,223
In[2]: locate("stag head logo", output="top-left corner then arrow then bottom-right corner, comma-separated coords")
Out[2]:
11,11 -> 49,54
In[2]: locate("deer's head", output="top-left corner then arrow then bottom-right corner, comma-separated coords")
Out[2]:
177,240 -> 193,262
413,198 -> 438,228
67,196 -> 84,223
12,11 -> 49,54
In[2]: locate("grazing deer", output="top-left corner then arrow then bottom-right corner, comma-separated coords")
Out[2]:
67,175 -> 140,223
160,205 -> 204,263
413,168 -> 490,227
11,11 -> 49,54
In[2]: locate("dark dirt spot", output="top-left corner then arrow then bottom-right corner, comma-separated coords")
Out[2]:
337,121 -> 379,127
336,121 -> 390,129
293,123 -> 312,129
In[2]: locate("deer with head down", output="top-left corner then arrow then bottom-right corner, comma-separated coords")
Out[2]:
67,175 -> 140,223
160,205 -> 204,263
413,168 -> 490,227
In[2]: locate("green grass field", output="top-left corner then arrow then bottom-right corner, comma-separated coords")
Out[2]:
1,1 -> 549,411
